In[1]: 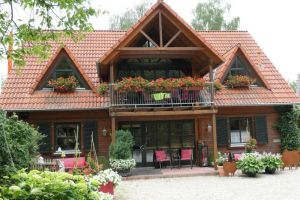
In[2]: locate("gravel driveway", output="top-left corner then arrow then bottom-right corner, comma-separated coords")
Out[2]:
115,169 -> 300,200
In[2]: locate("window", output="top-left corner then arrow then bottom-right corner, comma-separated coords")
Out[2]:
42,55 -> 88,89
55,123 -> 80,151
229,118 -> 252,146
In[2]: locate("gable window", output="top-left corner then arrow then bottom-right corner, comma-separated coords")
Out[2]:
55,123 -> 81,152
41,55 -> 89,90
229,118 -> 252,146
229,55 -> 251,76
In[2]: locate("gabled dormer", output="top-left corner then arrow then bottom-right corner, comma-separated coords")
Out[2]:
31,46 -> 95,93
220,45 -> 270,89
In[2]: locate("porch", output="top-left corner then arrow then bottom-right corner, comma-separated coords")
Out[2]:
123,166 -> 217,180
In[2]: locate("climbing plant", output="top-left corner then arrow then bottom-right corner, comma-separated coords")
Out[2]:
275,106 -> 300,151
0,110 -> 43,177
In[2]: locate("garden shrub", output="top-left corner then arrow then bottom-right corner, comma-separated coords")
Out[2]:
98,156 -> 110,170
0,111 -> 43,177
109,130 -> 134,159
0,170 -> 113,200
275,106 -> 300,151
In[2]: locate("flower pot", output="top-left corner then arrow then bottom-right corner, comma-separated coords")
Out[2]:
282,150 -> 300,169
117,168 -> 131,177
217,165 -> 225,176
265,167 -> 276,174
99,181 -> 114,195
243,171 -> 257,177
223,161 -> 237,176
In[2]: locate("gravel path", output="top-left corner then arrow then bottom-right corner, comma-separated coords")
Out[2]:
115,169 -> 300,200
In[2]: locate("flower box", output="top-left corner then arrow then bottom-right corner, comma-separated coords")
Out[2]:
48,76 -> 79,93
225,75 -> 256,88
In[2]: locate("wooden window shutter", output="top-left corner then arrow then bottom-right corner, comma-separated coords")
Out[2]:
37,123 -> 51,152
83,121 -> 98,152
255,116 -> 268,144
216,118 -> 228,147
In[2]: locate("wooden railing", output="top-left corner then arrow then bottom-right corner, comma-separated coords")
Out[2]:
109,83 -> 214,108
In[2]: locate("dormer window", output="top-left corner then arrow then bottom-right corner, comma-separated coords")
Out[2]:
40,54 -> 90,90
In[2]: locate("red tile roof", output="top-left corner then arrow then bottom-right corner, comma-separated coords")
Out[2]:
0,30 -> 299,111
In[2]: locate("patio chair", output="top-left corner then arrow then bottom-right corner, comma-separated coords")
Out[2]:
180,148 -> 193,169
155,150 -> 172,169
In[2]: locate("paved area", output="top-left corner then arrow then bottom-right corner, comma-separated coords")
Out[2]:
115,169 -> 300,200
123,166 -> 216,180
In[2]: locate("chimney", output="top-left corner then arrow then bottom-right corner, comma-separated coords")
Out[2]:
297,74 -> 300,96
7,32 -> 13,73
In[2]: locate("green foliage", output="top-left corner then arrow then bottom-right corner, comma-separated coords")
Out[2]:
0,110 -> 43,177
109,0 -> 152,30
109,159 -> 136,171
0,0 -> 100,67
98,156 -> 110,170
0,170 -> 111,200
191,0 -> 240,30
216,152 -> 227,166
275,106 -> 300,151
236,153 -> 264,176
109,130 -> 134,160
261,153 -> 283,171
289,80 -> 297,92
245,138 -> 257,153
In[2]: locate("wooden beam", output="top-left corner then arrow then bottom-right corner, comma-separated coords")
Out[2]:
209,64 -> 214,103
164,30 -> 181,47
118,47 -> 204,51
159,12 -> 163,47
212,113 -> 218,170
140,30 -> 159,47
110,109 -> 217,117
111,117 -> 116,144
109,62 -> 114,83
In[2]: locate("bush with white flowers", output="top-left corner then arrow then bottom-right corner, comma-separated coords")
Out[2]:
93,169 -> 122,186
109,159 -> 136,171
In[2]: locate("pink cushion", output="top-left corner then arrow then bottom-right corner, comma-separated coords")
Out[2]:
155,150 -> 168,161
234,154 -> 242,161
181,149 -> 192,160
62,157 -> 86,169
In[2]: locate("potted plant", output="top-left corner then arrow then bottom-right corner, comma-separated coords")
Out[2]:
216,152 -> 227,176
236,152 -> 264,177
97,82 -> 109,96
48,76 -> 79,92
109,130 -> 136,176
245,138 -> 257,153
223,153 -> 237,176
225,75 -> 256,88
93,169 -> 122,195
261,152 -> 283,174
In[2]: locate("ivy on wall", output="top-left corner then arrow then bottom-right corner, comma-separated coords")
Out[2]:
275,106 -> 300,151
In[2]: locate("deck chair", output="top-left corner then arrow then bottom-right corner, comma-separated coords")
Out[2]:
180,149 -> 193,169
155,150 -> 172,169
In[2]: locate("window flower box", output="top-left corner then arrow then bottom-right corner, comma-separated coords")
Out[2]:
48,76 -> 79,93
225,75 -> 256,88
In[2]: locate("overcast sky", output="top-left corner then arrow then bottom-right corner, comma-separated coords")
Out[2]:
1,0 -> 300,83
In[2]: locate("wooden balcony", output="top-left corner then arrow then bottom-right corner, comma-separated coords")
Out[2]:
109,83 -> 214,108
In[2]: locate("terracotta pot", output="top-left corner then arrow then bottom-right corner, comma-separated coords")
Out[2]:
223,161 -> 237,176
217,165 -> 225,176
99,181 -> 114,195
282,150 -> 300,169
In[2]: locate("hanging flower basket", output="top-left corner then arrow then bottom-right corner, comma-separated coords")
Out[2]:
225,75 -> 256,88
48,76 -> 79,93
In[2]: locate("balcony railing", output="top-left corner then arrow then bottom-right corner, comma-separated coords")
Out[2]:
109,83 -> 214,107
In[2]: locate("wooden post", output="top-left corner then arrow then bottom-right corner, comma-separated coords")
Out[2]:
109,62 -> 114,83
111,117 -> 116,144
212,113 -> 218,170
209,64 -> 215,104
159,12 -> 163,47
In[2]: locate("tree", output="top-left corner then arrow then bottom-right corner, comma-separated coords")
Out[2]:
0,0 -> 99,67
0,111 -> 43,177
109,0 -> 152,30
191,0 -> 240,30
289,80 -> 297,92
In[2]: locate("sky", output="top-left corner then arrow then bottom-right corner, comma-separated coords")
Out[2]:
1,0 -> 300,83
